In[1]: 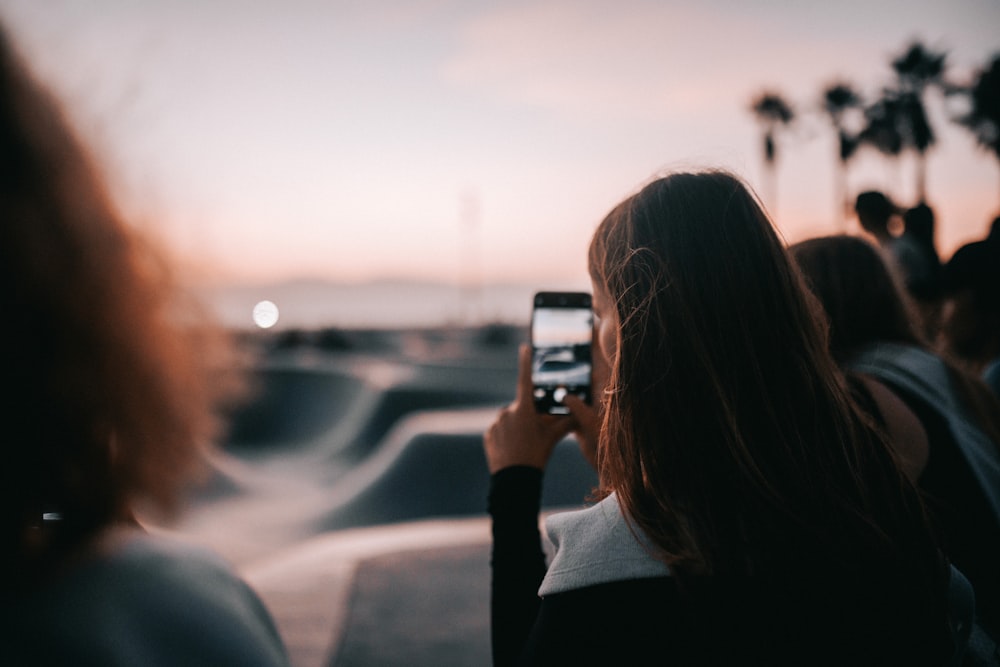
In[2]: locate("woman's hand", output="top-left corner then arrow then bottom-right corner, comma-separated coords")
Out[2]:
562,324 -> 608,471
484,345 -> 575,474
562,394 -> 600,471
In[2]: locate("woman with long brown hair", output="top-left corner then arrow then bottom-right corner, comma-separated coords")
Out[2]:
791,233 -> 1000,645
0,20 -> 287,665
485,171 -> 957,665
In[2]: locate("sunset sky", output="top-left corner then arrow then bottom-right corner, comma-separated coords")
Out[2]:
4,0 -> 1000,291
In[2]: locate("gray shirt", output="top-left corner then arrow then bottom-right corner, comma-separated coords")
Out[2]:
4,531 -> 289,666
539,493 -> 670,596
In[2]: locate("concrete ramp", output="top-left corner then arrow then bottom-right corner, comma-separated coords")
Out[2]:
313,408 -> 598,532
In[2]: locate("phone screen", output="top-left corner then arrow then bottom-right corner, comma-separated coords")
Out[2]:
531,292 -> 593,414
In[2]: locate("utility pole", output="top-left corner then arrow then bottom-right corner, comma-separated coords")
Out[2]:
459,188 -> 481,326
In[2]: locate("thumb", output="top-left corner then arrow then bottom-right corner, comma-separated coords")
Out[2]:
562,393 -> 596,422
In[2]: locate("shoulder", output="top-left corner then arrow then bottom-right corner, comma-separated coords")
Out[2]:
74,530 -> 263,619
9,530 -> 288,666
848,343 -> 954,407
983,359 -> 1000,396
539,493 -> 670,596
854,373 -> 929,481
110,530 -> 249,591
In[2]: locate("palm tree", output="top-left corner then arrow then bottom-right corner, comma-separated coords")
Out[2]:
821,82 -> 863,229
857,91 -> 905,184
856,42 -> 946,205
956,53 -> 1000,209
750,91 -> 795,212
855,92 -> 909,218
890,41 -> 947,203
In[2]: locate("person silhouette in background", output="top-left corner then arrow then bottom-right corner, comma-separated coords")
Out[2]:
791,234 -> 1000,644
902,203 -> 943,291
941,217 -> 1000,397
855,189 -> 900,246
486,171 -> 959,666
855,191 -> 943,339
0,20 -> 288,666
899,203 -> 944,339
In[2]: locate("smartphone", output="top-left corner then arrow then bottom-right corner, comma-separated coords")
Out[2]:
531,291 -> 593,414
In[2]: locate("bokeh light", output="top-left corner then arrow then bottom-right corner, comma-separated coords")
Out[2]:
253,300 -> 280,329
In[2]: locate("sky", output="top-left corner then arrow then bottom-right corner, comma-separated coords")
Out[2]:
3,0 -> 1000,292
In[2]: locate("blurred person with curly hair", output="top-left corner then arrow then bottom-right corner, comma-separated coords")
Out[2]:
0,20 -> 287,666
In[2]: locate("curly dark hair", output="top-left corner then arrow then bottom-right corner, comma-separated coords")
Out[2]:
0,23 -> 240,584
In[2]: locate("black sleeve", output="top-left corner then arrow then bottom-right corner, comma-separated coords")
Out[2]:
488,466 -> 546,667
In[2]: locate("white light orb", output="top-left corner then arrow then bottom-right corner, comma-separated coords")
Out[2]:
252,300 -> 280,329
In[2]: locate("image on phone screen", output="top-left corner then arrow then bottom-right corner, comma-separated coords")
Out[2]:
531,292 -> 593,414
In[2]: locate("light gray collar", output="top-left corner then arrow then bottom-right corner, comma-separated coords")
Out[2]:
539,493 -> 671,596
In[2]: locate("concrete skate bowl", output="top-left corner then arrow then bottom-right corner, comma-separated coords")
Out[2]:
223,364 -> 371,451
222,357 -> 518,463
312,407 -> 598,532
334,361 -> 518,460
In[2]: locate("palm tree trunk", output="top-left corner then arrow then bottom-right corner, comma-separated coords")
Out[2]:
916,152 -> 927,204
764,164 -> 777,215
835,156 -> 849,232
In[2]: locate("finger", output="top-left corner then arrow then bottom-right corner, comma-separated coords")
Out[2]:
541,414 -> 577,444
561,395 -> 581,425
562,394 -> 592,421
514,343 -> 534,405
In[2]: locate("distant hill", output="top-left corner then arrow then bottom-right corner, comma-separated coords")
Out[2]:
194,278 -> 586,330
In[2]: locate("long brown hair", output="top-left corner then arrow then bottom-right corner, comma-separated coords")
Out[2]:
0,24 -> 240,581
789,235 -> 922,356
792,233 -> 1000,446
589,171 -> 936,578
